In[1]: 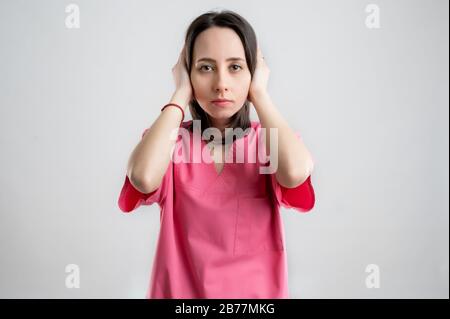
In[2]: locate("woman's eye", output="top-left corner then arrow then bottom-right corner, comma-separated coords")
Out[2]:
200,65 -> 212,71
199,65 -> 242,72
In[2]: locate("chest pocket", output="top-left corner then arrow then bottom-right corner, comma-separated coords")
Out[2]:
234,196 -> 284,256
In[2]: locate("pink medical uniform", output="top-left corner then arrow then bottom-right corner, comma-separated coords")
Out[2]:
118,120 -> 315,299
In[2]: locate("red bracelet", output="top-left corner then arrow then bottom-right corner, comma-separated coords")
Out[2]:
161,103 -> 185,124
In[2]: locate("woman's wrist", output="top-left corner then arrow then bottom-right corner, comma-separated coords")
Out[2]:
170,90 -> 191,110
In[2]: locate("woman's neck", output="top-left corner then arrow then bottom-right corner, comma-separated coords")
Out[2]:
210,118 -> 231,135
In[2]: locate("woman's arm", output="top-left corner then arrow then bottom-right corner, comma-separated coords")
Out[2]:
127,90 -> 189,194
253,91 -> 314,189
248,46 -> 314,188
128,45 -> 192,194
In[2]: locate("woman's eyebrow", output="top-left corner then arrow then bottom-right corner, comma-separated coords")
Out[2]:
196,57 -> 245,63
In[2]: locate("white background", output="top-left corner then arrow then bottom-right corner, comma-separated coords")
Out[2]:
0,0 -> 448,298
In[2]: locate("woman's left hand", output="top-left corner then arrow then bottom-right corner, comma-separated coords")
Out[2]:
248,45 -> 270,103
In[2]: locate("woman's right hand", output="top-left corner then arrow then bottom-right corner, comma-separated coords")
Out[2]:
171,45 -> 193,108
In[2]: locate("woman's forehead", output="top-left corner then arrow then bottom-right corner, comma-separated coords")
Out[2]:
193,27 -> 245,61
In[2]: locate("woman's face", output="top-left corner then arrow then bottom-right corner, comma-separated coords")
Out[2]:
190,26 -> 251,129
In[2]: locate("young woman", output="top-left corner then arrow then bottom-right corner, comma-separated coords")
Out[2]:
118,10 -> 315,299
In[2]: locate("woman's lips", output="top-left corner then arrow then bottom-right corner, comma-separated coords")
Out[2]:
211,100 -> 233,107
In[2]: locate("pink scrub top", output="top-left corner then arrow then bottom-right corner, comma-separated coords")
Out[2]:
118,120 -> 315,299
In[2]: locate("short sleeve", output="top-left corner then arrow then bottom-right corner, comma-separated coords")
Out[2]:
117,128 -> 172,213
268,131 -> 315,213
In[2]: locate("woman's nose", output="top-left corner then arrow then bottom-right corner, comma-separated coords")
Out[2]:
213,70 -> 229,93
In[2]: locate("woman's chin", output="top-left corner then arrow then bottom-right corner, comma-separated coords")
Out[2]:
206,107 -> 234,117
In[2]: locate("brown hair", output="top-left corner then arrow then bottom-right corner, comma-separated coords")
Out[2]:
183,9 -> 258,144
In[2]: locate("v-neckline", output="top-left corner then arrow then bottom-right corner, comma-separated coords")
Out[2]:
204,141 -> 233,177
192,122 -> 255,178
